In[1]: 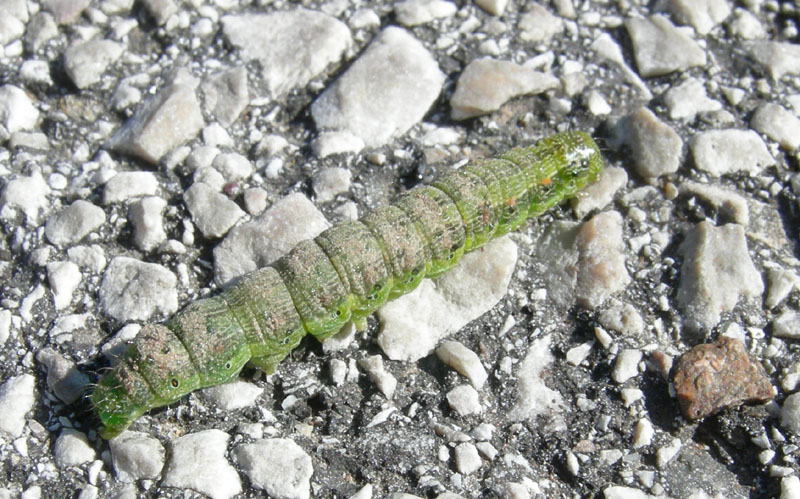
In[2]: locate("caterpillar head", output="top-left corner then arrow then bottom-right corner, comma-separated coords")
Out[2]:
93,323 -> 202,439
553,131 -> 604,199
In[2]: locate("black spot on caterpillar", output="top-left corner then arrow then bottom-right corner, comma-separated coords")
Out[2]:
92,131 -> 604,438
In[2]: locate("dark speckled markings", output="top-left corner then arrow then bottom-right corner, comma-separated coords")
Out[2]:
92,131 -> 604,438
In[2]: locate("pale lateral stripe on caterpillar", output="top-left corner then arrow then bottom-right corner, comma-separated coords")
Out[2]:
92,131 -> 604,438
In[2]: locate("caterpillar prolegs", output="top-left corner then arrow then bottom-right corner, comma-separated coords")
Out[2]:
92,131 -> 604,438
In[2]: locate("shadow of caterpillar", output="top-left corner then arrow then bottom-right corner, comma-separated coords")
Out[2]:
93,130 -> 604,438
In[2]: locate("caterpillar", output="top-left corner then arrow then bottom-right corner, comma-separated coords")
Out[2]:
92,131 -> 604,439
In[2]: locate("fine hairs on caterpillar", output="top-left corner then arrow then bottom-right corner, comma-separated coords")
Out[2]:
92,131 -> 604,439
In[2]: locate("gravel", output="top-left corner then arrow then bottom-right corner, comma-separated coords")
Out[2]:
1,0 -> 799,497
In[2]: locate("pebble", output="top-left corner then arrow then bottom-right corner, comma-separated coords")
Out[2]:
782,475 -> 800,499
357,355 -> 397,399
128,196 -> 167,252
212,152 -> 254,182
751,102 -> 800,150
349,9 -> 381,29
200,67 -> 249,126
571,166 -> 627,219
45,260 -> 80,311
53,429 -> 95,468
690,129 -> 775,176
203,124 -> 233,148
311,131 -> 366,157
19,60 -> 53,86
234,438 -> 313,499
394,0 -> 456,27
446,385 -> 482,416
566,341 -> 593,366
183,182 -> 245,238
450,57 -> 558,120
655,437 -> 682,469
436,340 -> 488,389
730,8 -> 766,40
664,78 -> 721,121
611,349 -> 642,383
603,485 -> 653,499
108,431 -> 165,483
746,41 -> 800,80
585,90 -> 612,116
36,347 -> 88,404
377,236 -> 517,361
680,181 -> 749,225
663,0 -> 731,35
590,34 -> 652,100
633,418 -> 654,448
44,200 -> 105,247
221,9 -> 351,97
0,309 -> 10,345
0,172 -> 50,225
202,380 -> 263,411
311,26 -> 445,147
773,311 -> 800,339
677,222 -> 763,331
105,70 -> 205,164
41,0 -> 90,24
213,193 -> 329,285
63,39 -> 123,89
766,268 -> 799,309
103,171 -> 159,204
616,107 -> 683,180
0,85 -> 39,133
625,15 -> 706,77
0,14 -> 24,45
518,3 -> 564,44
672,336 -> 775,420
312,167 -> 352,203
509,335 -> 564,430
162,430 -> 242,499
99,256 -> 178,322
575,211 -> 630,309
0,374 -> 35,438
141,0 -> 176,25
475,0 -> 508,16
24,12 -> 59,52
598,299 -> 645,337
242,187 -> 268,216
67,245 -> 107,273
454,442 -> 482,475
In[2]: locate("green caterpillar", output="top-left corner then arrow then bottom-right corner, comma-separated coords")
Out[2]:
93,131 -> 604,439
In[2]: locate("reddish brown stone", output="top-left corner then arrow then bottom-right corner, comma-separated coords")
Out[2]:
672,336 -> 775,420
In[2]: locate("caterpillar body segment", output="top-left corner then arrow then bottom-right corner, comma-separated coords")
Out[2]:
92,131 -> 604,438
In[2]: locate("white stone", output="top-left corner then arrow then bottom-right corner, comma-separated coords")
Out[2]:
184,182 -> 245,238
625,15 -> 706,77
311,26 -> 445,147
663,0 -> 732,35
475,0 -> 508,16
0,85 -> 39,133
781,475 -> 800,499
751,102 -> 800,150
454,442 -> 482,475
0,309 -> 10,345
575,211 -> 630,309
234,438 -> 313,499
377,236 -> 517,361
357,355 -> 397,399
63,39 -> 123,89
633,418 -> 654,448
436,340 -> 488,389
128,196 -> 167,252
746,41 -> 800,80
45,200 -> 106,246
616,107 -> 682,179
572,166 -> 627,219
109,431 -> 166,483
54,429 -> 95,468
509,335 -> 565,431
99,256 -> 178,322
655,438 -> 682,468
518,3 -> 564,44
446,385 -> 482,416
46,261 -> 81,310
0,374 -> 35,438
664,78 -> 721,121
200,67 -> 249,126
450,57 -> 558,120
212,152 -> 254,182
162,430 -> 242,499
311,131 -> 366,158
774,312 -> 800,340
202,380 -> 263,411
312,167 -> 352,203
611,349 -> 642,383
0,172 -> 50,225
105,70 -> 205,164
103,171 -> 159,204
690,129 -> 775,176
681,181 -> 749,225
597,299 -> 645,337
394,0 -> 457,26
221,10 -> 351,97
677,222 -> 763,331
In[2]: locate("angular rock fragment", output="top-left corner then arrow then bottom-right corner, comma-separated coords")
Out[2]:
625,15 -> 706,77
616,107 -> 683,180
311,26 -> 445,147
672,336 -> 775,420
105,70 -> 204,164
690,129 -> 775,176
450,57 -> 558,120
